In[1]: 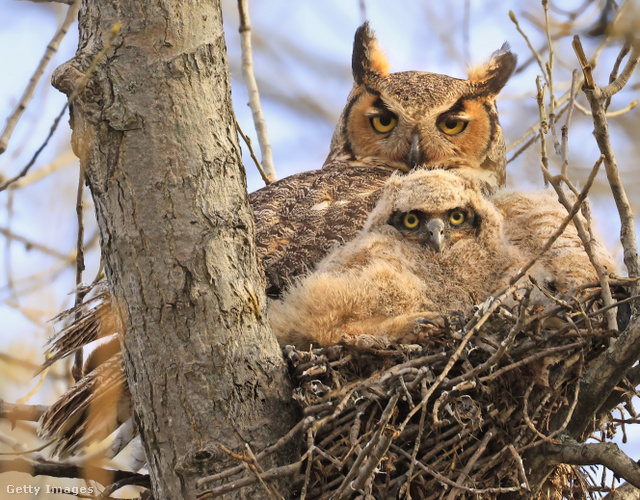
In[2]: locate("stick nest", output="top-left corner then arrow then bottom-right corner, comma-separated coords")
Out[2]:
273,283 -> 633,499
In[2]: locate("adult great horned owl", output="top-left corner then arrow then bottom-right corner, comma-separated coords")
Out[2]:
271,169 -> 515,350
253,22 -> 516,295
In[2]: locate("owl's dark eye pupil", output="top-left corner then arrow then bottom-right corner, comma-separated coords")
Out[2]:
445,119 -> 457,129
379,116 -> 392,126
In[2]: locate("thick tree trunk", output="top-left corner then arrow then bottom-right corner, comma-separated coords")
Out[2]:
52,1 -> 297,498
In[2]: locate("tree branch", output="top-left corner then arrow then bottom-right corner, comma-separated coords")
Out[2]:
237,0 -> 276,183
0,398 -> 48,423
0,457 -> 149,488
547,441 -> 640,489
572,36 -> 640,308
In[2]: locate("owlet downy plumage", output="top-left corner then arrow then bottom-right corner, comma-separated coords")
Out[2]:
271,169 -> 616,350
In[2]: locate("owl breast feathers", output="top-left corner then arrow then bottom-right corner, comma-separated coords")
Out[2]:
270,169 -> 616,350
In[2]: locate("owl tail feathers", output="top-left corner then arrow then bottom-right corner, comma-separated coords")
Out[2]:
38,351 -> 132,458
37,280 -> 118,376
352,22 -> 390,85
468,43 -> 517,96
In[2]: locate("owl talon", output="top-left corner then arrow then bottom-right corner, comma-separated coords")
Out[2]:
415,317 -> 439,328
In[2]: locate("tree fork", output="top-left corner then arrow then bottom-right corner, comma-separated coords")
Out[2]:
51,1 -> 297,498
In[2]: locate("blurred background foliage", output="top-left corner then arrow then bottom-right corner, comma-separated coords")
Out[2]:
0,0 -> 638,493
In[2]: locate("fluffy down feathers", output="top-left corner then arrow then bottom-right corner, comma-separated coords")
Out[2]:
271,170 -> 616,350
271,169 -> 516,349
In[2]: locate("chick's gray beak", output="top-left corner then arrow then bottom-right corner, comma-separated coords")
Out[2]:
408,133 -> 421,169
426,218 -> 445,252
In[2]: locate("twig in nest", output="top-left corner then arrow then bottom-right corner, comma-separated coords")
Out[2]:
197,462 -> 301,499
333,393 -> 400,497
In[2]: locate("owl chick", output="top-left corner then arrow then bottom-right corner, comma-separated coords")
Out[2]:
492,189 -> 617,294
254,22 -> 517,296
270,169 -> 515,350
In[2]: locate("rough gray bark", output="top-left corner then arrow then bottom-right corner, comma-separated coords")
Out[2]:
52,1 -> 297,498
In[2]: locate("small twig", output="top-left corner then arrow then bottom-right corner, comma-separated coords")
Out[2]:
390,445 -> 524,495
0,226 -> 68,259
509,11 -> 548,81
197,416 -> 312,487
479,342 -> 585,384
542,0 -> 561,156
95,476 -> 148,500
605,41 -> 631,111
560,70 -> 579,177
234,115 -> 271,185
244,443 -> 282,500
572,35 -> 595,89
401,378 -> 428,499
446,427 -> 496,499
72,161 -> 87,381
333,393 -> 399,497
573,99 -> 638,117
236,0 -> 276,183
0,22 -> 121,193
0,0 -> 80,155
299,430 -> 314,500
0,105 -> 69,192
358,0 -> 367,23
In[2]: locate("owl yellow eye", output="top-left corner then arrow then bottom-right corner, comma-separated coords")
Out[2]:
371,115 -> 398,134
438,119 -> 467,135
403,213 -> 420,229
449,210 -> 466,225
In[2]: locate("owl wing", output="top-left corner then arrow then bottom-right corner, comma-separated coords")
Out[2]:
251,165 -> 394,296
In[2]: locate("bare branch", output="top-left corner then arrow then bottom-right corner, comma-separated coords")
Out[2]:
548,441 -> 640,489
0,0 -> 80,154
0,22 -> 121,193
0,226 -> 69,259
603,482 -> 640,499
234,115 -> 272,185
565,317 -> 640,439
0,457 -> 149,488
0,398 -> 47,423
237,0 -> 276,183
72,162 -> 87,381
572,36 -> 640,309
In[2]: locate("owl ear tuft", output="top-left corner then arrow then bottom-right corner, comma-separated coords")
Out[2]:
468,43 -> 517,96
352,22 -> 390,85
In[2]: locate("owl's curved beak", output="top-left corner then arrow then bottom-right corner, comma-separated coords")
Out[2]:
426,218 -> 445,252
408,133 -> 422,169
